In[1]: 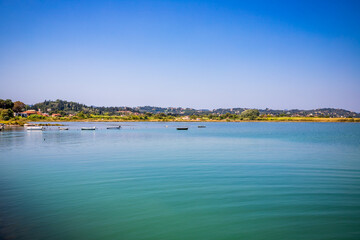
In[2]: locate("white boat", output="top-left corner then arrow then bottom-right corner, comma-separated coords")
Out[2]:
59,127 -> 69,130
27,126 -> 44,130
107,126 -> 121,129
81,127 -> 96,130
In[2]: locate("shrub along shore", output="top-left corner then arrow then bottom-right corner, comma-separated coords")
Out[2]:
1,115 -> 359,127
1,99 -> 359,126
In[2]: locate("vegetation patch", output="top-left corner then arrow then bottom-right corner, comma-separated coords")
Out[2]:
0,99 -> 359,126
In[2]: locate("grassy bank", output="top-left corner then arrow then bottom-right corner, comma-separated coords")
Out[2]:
2,116 -> 360,126
13,116 -> 360,123
0,118 -> 29,126
254,117 -> 360,122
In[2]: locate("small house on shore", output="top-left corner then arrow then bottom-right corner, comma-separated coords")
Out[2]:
15,112 -> 28,117
16,109 -> 49,117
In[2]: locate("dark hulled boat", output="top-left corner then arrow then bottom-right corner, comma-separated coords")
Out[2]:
107,126 -> 121,129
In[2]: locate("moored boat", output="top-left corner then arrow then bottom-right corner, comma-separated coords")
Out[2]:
198,125 -> 206,128
59,127 -> 69,130
81,127 -> 96,130
176,127 -> 188,130
27,126 -> 44,130
106,126 -> 121,129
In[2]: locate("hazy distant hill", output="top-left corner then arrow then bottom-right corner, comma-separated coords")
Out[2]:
32,99 -> 137,115
136,106 -> 359,118
29,100 -> 360,118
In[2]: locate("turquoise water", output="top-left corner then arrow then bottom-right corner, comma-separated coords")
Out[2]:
0,122 -> 360,240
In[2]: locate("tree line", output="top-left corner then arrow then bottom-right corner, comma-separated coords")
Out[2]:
0,99 -> 27,120
33,99 -> 136,115
1,98 -> 358,121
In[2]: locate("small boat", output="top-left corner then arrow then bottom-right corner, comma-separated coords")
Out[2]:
177,127 -> 188,130
198,125 -> 206,128
106,126 -> 121,129
59,127 -> 69,130
27,126 -> 44,130
81,127 -> 96,130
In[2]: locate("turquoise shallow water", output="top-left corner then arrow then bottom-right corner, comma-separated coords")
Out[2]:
0,122 -> 360,240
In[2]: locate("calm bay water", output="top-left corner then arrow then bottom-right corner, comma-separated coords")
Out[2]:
0,122 -> 360,240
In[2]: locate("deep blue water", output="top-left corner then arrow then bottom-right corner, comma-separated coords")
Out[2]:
0,122 -> 360,240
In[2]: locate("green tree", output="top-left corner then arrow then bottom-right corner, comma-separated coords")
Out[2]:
28,114 -> 45,120
13,101 -> 26,113
154,113 -> 166,119
0,99 -> 14,109
77,111 -> 86,119
0,109 -> 14,120
240,109 -> 260,120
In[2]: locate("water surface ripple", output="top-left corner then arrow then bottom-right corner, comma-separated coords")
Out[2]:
0,122 -> 359,240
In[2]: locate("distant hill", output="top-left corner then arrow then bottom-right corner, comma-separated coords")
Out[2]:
29,100 -> 360,118
136,106 -> 360,118
32,99 -> 137,115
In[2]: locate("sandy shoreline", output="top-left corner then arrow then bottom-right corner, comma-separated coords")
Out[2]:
1,117 -> 359,128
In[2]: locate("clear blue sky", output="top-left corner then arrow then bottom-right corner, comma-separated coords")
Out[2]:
1,0 -> 359,111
